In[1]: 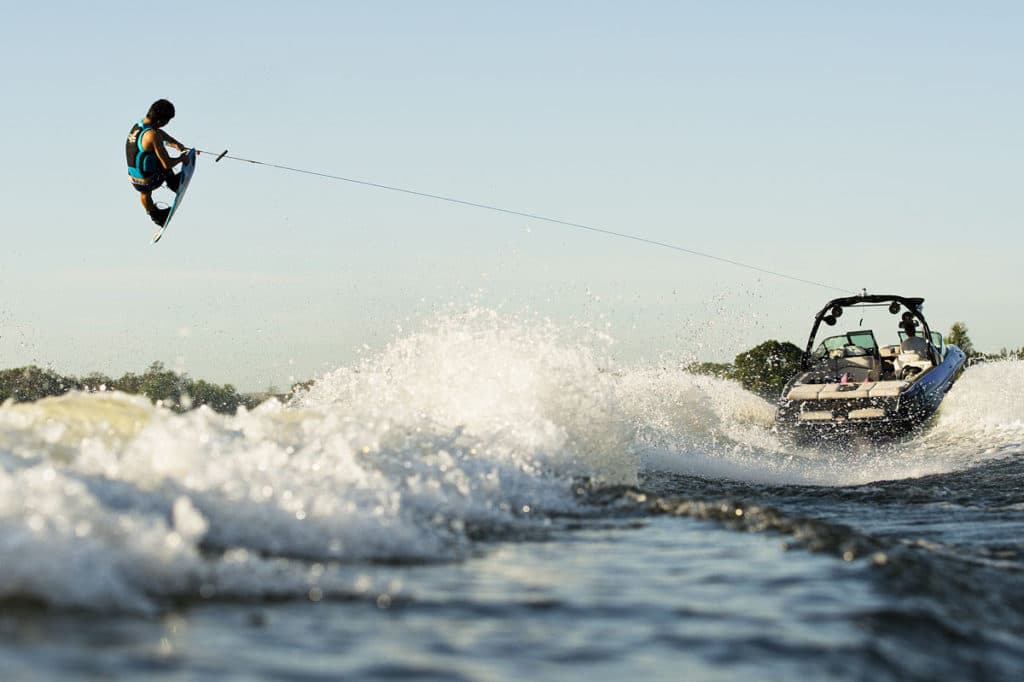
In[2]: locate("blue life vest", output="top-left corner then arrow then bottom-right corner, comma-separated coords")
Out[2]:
126,119 -> 159,179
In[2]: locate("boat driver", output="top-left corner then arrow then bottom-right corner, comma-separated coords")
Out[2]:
900,318 -> 930,356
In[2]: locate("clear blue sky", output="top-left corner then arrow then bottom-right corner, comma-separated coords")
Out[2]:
1,2 -> 1021,389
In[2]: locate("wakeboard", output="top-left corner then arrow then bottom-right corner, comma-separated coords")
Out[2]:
151,148 -> 197,244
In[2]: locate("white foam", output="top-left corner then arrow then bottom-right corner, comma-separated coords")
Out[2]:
1,311 -> 1019,611
908,360 -> 1024,459
0,308 -> 639,611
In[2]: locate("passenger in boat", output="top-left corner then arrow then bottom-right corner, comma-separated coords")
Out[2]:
900,322 -> 930,356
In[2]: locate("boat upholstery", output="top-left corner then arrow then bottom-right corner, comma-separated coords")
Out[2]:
818,383 -> 873,399
893,350 -> 932,377
833,355 -> 880,382
879,345 -> 900,359
785,379 -> 909,401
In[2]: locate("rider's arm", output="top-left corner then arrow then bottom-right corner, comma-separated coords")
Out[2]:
159,129 -> 189,153
144,129 -> 186,170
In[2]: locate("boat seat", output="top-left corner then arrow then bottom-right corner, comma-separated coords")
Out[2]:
869,380 -> 908,398
837,355 -> 872,370
893,350 -> 932,380
879,345 -> 900,359
832,354 -> 880,382
834,365 -> 872,383
818,382 -> 872,399
786,384 -> 823,401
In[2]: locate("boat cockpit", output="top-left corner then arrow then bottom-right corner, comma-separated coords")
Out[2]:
802,315 -> 949,385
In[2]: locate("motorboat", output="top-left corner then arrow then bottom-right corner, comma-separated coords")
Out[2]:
775,294 -> 966,443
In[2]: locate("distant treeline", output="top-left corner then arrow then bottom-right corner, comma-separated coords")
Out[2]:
0,362 -> 291,414
978,348 -> 1024,361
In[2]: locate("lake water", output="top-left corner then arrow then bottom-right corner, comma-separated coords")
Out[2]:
2,311 -> 1022,680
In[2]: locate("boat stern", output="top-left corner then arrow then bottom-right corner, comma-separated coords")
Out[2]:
775,379 -> 918,441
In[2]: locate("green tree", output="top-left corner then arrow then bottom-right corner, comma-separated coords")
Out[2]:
945,322 -> 976,358
732,340 -> 804,400
0,366 -> 80,403
137,362 -> 187,405
187,379 -> 244,413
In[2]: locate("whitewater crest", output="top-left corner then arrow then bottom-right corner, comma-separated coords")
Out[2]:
910,359 -> 1024,459
0,308 -> 640,612
293,307 -> 638,485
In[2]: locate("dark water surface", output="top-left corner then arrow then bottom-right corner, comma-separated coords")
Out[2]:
4,456 -> 1023,681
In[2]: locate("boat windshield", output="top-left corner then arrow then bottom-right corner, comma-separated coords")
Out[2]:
812,330 -> 879,359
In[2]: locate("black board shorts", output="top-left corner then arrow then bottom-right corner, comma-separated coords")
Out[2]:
130,168 -> 181,193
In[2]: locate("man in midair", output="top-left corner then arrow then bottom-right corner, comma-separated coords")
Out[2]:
126,99 -> 192,226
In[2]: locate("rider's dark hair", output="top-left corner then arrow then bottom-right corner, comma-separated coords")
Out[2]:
147,99 -> 176,124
